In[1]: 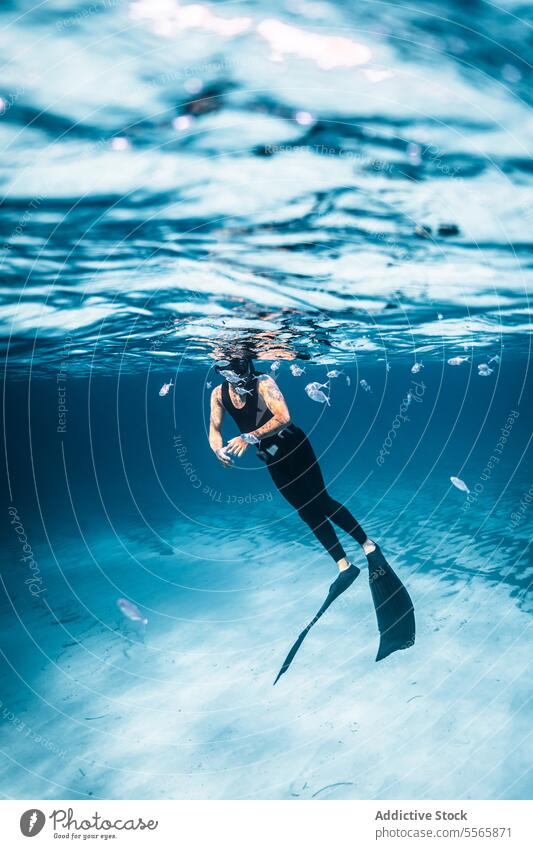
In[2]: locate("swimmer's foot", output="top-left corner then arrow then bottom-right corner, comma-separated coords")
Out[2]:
329,562 -> 360,595
337,556 -> 351,572
362,538 -> 377,556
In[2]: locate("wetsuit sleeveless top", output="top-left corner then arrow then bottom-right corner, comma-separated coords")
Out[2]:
221,379 -> 274,434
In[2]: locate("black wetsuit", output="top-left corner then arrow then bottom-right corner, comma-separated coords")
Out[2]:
221,379 -> 367,562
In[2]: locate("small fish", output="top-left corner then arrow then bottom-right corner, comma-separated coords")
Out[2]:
346,375 -> 351,386
117,598 -> 148,625
386,363 -> 391,373
437,313 -> 443,320
290,364 -> 305,377
450,476 -> 470,494
411,362 -> 424,374
234,385 -> 253,395
488,355 -> 500,364
219,369 -> 242,384
271,361 -> 280,372
216,360 -> 230,368
326,369 -> 344,379
159,381 -> 173,397
307,389 -> 330,405
447,356 -> 468,366
360,379 -> 372,392
478,363 -> 493,377
305,382 -> 330,405
206,381 -> 212,389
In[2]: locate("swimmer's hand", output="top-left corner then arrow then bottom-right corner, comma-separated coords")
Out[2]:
215,447 -> 234,468
225,436 -> 249,458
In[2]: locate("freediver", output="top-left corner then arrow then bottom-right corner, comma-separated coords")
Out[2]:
208,356 -> 415,681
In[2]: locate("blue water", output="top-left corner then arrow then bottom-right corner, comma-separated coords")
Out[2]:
1,0 -> 532,800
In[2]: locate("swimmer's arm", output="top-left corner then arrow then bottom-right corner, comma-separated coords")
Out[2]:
208,386 -> 225,452
249,376 -> 291,440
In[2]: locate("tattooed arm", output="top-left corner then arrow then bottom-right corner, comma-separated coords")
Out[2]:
209,386 -> 233,466
252,376 -> 291,437
226,377 -> 291,457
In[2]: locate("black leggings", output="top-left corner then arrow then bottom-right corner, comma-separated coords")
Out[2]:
264,427 -> 367,562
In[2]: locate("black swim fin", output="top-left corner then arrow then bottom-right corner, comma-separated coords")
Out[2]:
274,563 -> 360,684
366,544 -> 415,662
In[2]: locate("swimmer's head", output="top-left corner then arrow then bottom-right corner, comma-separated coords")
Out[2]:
215,356 -> 257,384
228,357 -> 254,378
